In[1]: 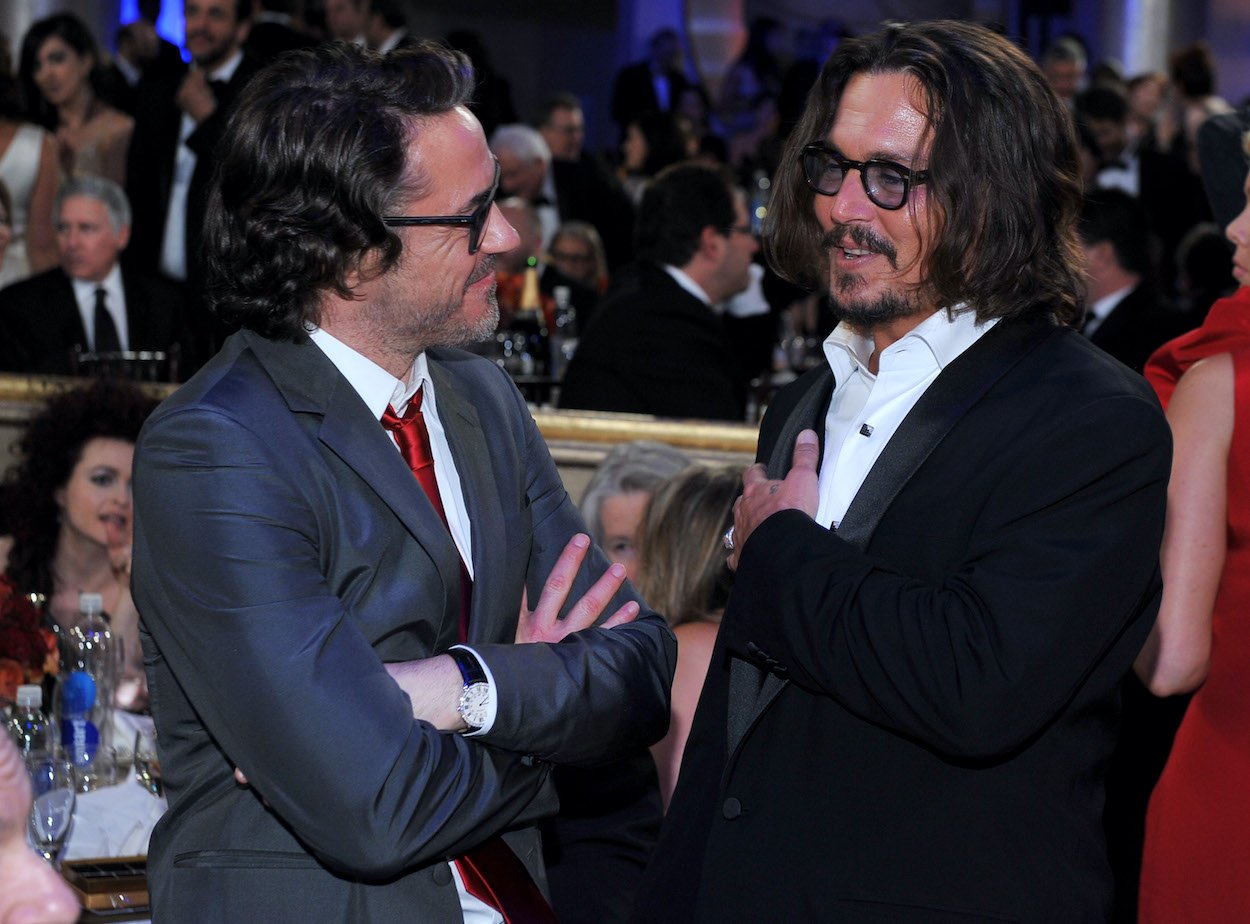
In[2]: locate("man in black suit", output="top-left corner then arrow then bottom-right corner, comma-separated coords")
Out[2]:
0,176 -> 185,377
609,28 -> 690,139
537,93 -> 636,269
632,21 -> 1170,922
124,0 -> 261,364
560,163 -> 758,421
243,0 -> 317,67
1080,188 -> 1192,371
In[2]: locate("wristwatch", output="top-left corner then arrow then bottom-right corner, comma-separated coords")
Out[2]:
448,647 -> 491,733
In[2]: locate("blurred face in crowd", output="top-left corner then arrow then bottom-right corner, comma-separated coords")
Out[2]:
1043,57 -> 1084,102
497,149 -> 547,202
0,737 -> 78,924
33,35 -> 94,109
1227,170 -> 1250,288
622,123 -> 648,173
713,195 -> 758,300
549,231 -> 597,287
57,195 -> 129,283
599,490 -> 651,582
55,437 -> 135,554
354,109 -> 519,364
540,105 -> 585,162
815,70 -> 937,329
325,0 -> 366,41
1086,115 -> 1127,164
184,0 -> 244,70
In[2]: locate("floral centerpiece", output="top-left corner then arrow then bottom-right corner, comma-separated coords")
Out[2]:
0,574 -> 56,705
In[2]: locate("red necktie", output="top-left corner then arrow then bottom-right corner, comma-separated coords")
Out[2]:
381,388 -> 556,923
382,388 -> 470,641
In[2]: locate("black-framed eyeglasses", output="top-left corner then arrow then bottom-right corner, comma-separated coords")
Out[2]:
382,159 -> 501,254
800,144 -> 929,211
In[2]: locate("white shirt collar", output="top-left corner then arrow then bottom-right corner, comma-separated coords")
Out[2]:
1088,284 -> 1135,323
823,304 -> 992,381
378,28 -> 407,55
307,326 -> 432,420
661,264 -> 713,307
207,49 -> 244,83
71,264 -> 127,350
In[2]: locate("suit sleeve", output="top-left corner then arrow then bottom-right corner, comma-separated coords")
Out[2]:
470,368 -> 677,765
133,405 -> 555,879
724,392 -> 1170,761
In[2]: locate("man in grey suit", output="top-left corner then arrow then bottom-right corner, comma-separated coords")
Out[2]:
132,42 -> 675,922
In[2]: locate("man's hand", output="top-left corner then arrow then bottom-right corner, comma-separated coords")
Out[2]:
516,533 -> 639,644
728,429 -> 820,570
176,69 -> 218,123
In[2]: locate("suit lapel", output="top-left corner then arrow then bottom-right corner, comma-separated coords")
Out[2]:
427,359 -> 512,645
249,334 -> 464,628
726,317 -> 1058,757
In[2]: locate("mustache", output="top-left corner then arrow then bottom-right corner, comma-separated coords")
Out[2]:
467,254 -> 496,287
821,223 -> 898,268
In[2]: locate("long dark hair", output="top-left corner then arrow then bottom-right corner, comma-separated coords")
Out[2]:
764,20 -> 1084,326
1,380 -> 158,599
18,13 -> 101,130
204,41 -> 475,340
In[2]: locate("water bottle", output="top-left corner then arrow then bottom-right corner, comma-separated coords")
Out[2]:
5,684 -> 52,755
56,592 -> 117,788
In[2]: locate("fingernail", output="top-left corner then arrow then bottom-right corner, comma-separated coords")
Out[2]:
798,429 -> 818,445
608,563 -> 625,578
572,534 -> 589,548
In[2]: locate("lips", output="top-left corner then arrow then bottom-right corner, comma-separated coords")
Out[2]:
466,255 -> 496,289
822,222 -> 898,268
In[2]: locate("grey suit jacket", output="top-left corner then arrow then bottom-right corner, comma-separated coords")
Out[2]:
133,330 -> 674,922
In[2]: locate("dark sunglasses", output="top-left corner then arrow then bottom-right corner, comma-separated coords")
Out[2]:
800,144 -> 929,210
382,159 -> 500,254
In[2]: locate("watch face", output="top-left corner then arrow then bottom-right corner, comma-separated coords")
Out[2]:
459,681 -> 491,729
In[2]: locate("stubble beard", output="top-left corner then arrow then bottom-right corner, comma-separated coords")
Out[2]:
822,223 -> 924,327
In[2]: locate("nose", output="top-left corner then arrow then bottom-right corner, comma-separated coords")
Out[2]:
1227,205 -> 1250,247
825,169 -> 876,225
481,203 -> 521,254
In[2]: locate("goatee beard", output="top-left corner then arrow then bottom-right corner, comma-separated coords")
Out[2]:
822,222 -> 920,327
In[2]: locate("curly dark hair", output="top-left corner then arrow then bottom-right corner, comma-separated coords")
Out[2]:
764,19 -> 1085,326
18,13 -> 102,130
204,41 -> 475,340
1,380 -> 159,598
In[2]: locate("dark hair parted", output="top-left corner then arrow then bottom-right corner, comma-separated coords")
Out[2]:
204,41 -> 474,340
1,380 -> 158,599
764,20 -> 1085,325
635,162 -> 737,267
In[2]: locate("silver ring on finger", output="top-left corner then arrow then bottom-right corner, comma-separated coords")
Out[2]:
722,526 -> 736,551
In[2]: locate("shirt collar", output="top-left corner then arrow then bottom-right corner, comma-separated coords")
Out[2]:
207,49 -> 244,82
307,326 -> 431,420
823,304 -> 995,378
71,264 -> 123,305
661,264 -> 713,307
1089,284 -> 1135,322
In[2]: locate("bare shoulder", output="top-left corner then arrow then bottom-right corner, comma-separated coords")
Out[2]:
1169,353 -> 1234,449
674,619 -> 720,656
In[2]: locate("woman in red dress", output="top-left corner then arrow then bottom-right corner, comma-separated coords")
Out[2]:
1137,143 -> 1250,920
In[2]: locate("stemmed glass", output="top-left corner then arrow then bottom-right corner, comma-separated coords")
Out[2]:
26,749 -> 76,867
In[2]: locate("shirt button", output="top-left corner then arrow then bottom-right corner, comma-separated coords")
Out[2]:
432,864 -> 453,886
722,797 -> 742,820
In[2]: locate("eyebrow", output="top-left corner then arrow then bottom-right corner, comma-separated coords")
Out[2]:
827,142 -> 921,169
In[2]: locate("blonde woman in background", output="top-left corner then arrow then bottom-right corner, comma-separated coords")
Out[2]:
636,464 -> 739,808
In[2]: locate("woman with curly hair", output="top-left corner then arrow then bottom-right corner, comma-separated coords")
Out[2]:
0,378 -> 158,709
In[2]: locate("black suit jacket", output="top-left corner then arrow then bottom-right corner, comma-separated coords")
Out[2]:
559,263 -> 745,421
1088,283 -> 1193,373
124,55 -> 262,278
133,331 -> 675,921
0,267 -> 186,376
631,318 -> 1170,922
243,20 -> 317,68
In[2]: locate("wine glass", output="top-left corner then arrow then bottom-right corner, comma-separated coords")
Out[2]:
26,749 -> 76,867
133,728 -> 162,797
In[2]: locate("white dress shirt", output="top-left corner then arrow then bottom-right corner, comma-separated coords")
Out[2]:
72,265 -> 129,351
308,327 -> 504,924
816,309 -> 997,529
661,263 -> 713,306
160,50 -> 244,281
